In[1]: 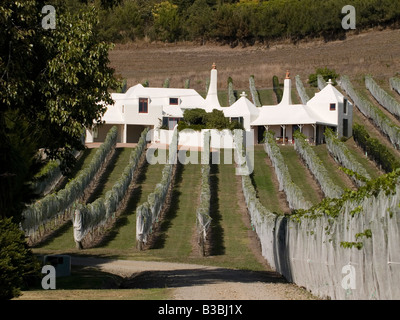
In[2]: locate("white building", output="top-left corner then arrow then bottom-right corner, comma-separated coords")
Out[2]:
251,71 -> 353,145
86,65 -> 352,146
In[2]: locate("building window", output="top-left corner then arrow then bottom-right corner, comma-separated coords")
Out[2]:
169,98 -> 179,105
139,98 -> 148,113
343,99 -> 348,114
330,103 -> 336,111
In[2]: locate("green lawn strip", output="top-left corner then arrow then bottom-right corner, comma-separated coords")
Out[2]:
87,147 -> 134,202
258,88 -> 276,105
145,162 -> 201,260
343,137 -> 382,180
251,145 -> 283,213
305,87 -> 318,99
312,144 -> 355,190
208,150 -> 266,271
291,88 -> 301,104
99,160 -> 166,250
279,145 -> 322,205
218,90 -> 228,107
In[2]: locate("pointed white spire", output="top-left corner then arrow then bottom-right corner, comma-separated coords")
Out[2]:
205,62 -> 221,110
280,70 -> 292,106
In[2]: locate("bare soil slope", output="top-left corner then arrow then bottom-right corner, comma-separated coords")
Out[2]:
109,28 -> 400,91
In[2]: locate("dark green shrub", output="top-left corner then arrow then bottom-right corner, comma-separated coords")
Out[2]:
353,124 -> 400,173
0,218 -> 40,300
272,75 -> 283,103
308,67 -> 339,87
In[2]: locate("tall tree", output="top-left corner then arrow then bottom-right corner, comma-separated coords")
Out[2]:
0,0 -> 119,220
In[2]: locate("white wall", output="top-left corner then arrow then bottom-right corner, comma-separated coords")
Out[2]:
157,129 -> 236,149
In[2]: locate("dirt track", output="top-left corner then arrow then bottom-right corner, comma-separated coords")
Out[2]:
71,256 -> 317,300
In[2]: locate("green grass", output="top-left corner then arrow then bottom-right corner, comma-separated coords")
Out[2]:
258,89 -> 276,105
344,137 -> 382,180
209,151 -> 266,270
34,149 -> 268,272
312,144 -> 354,190
279,145 -> 322,205
291,88 -> 301,104
97,159 -> 166,250
87,147 -> 134,202
251,145 -> 283,213
305,87 -> 318,100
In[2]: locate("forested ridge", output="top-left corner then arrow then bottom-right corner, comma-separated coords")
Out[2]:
79,0 -> 400,45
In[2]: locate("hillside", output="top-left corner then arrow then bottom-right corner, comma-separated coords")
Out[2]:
109,28 -> 400,92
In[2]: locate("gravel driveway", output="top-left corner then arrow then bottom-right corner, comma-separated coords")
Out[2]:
71,256 -> 317,300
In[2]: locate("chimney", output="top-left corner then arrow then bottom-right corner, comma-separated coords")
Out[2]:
205,62 -> 221,110
280,70 -> 292,105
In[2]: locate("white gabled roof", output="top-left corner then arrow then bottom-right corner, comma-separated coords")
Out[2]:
125,84 -> 205,107
307,81 -> 344,105
223,96 -> 259,120
251,104 -> 317,126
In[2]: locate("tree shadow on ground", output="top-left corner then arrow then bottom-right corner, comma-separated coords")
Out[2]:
209,152 -> 225,256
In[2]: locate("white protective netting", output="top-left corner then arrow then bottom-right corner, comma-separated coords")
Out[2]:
286,181 -> 400,300
249,75 -> 261,107
340,75 -> 400,150
293,132 -> 343,199
228,80 -> 236,106
317,74 -> 327,90
365,75 -> 400,119
390,77 -> 400,96
239,136 -> 400,299
73,128 -> 149,244
324,128 -> 370,187
295,75 -> 310,104
196,131 -> 212,249
136,126 -> 178,246
264,131 -> 312,210
22,126 -> 118,239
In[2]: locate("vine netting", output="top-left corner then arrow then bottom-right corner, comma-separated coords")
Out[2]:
228,77 -> 236,106
249,75 -> 261,107
238,128 -> 400,299
339,75 -> 400,150
293,131 -> 343,199
264,131 -> 312,210
365,75 -> 400,119
196,131 -> 212,255
295,75 -> 310,104
324,128 -> 371,187
21,126 -> 118,241
73,127 -> 149,247
136,126 -> 178,249
317,74 -> 327,90
389,77 -> 400,96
